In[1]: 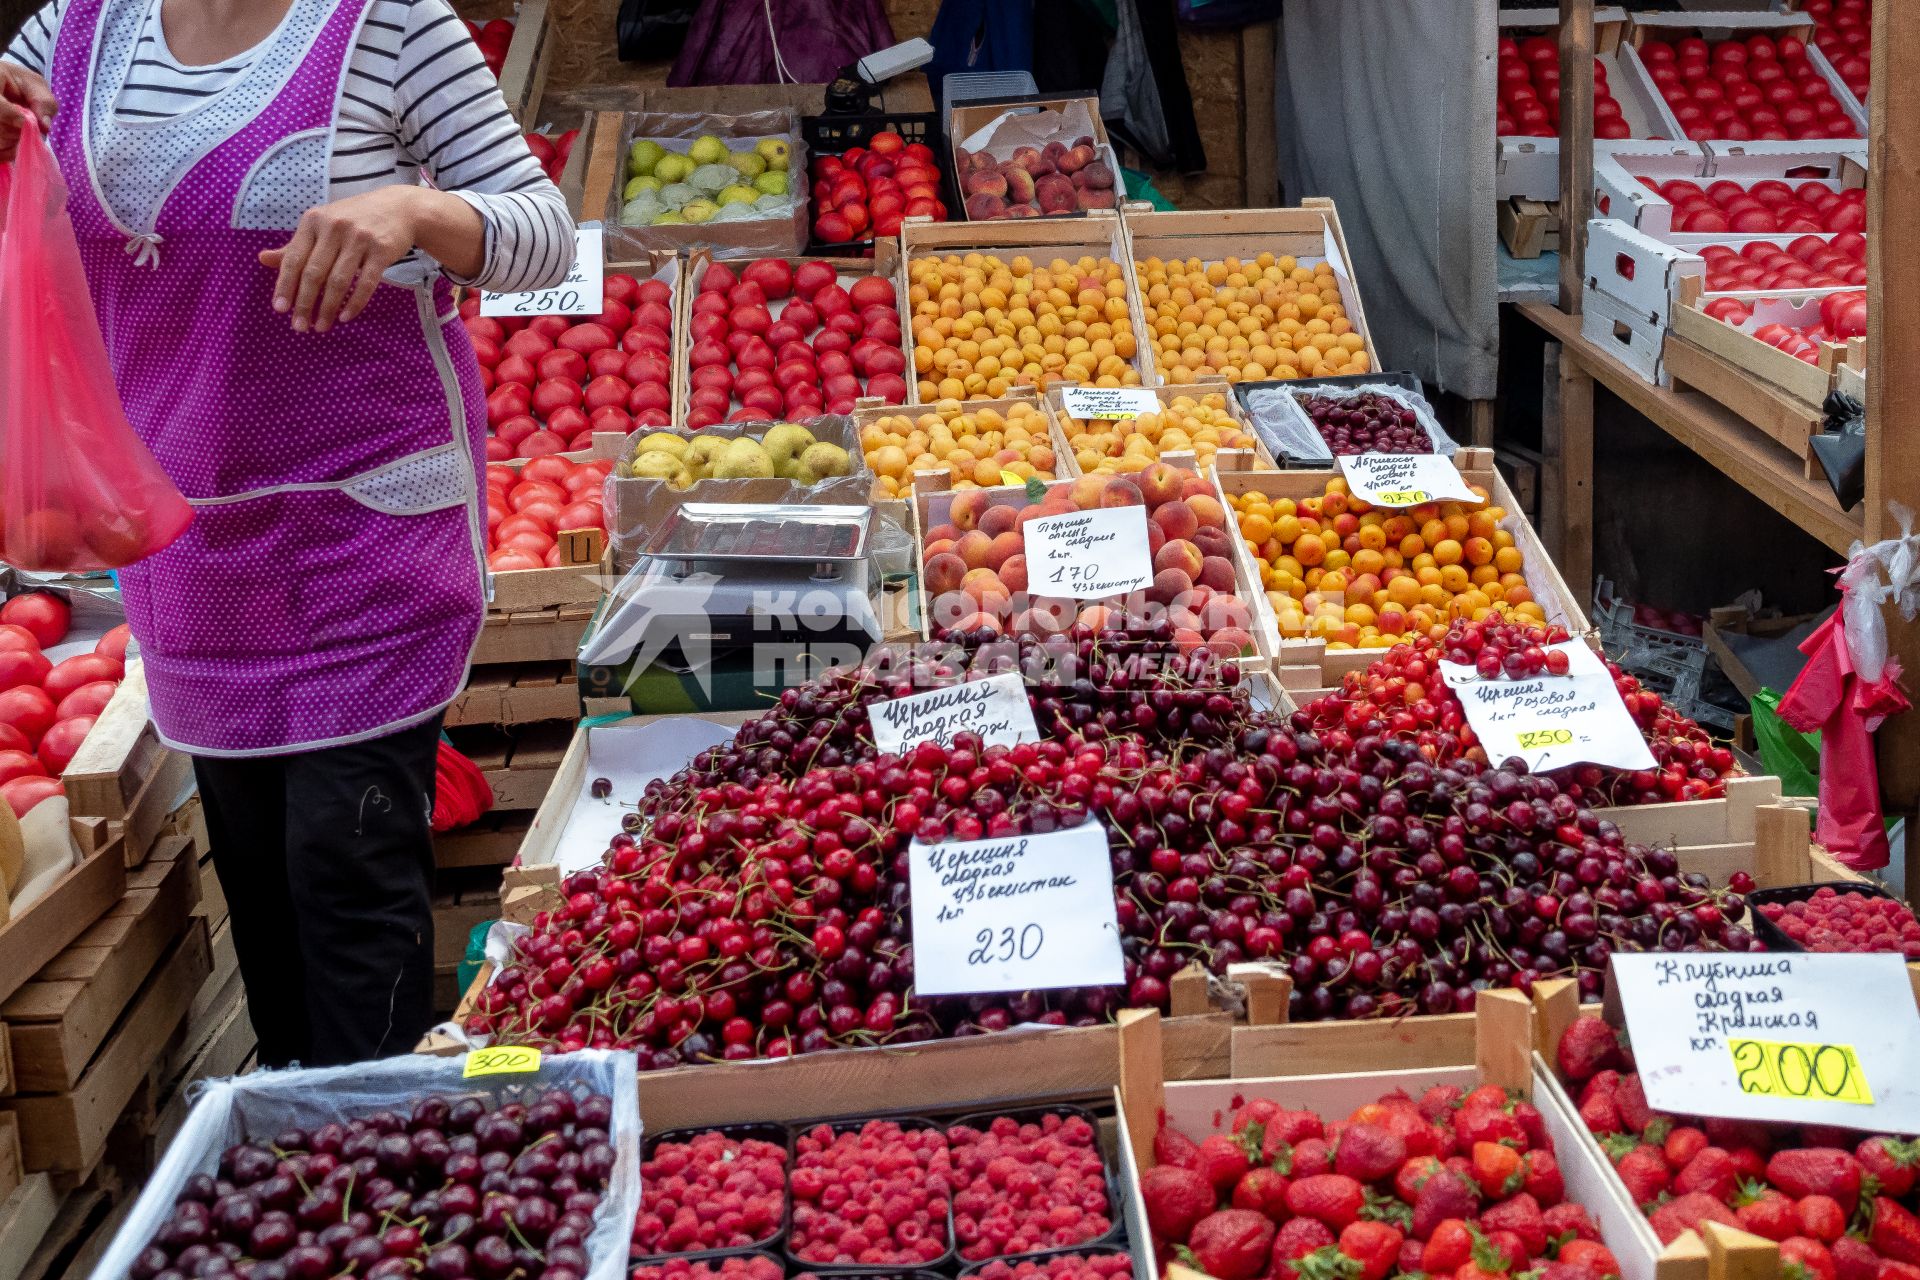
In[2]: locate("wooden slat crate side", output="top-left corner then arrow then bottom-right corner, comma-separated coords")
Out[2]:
0,848 -> 127,1010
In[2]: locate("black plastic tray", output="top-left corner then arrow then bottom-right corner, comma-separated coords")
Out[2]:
801,111 -> 952,260
946,1106 -> 1126,1265
1749,879 -> 1910,952
630,1250 -> 791,1280
785,1115 -> 956,1274
957,1245 -> 1136,1279
635,1122 -> 794,1264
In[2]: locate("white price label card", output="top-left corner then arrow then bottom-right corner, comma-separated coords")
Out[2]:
870,673 -> 1040,756
1337,453 -> 1478,507
480,228 -> 605,318
1611,952 -> 1920,1131
908,820 -> 1124,997
1060,386 -> 1161,420
1026,505 -> 1154,599
1437,640 -> 1656,772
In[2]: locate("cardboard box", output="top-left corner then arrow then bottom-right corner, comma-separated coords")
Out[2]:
1585,217 -> 1704,329
1592,142 -> 1865,239
1581,284 -> 1671,384
946,95 -> 1122,221
1622,11 -> 1867,140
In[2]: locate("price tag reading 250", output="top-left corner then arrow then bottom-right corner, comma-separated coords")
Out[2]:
479,228 -> 605,318
1732,1040 -> 1874,1105
1517,728 -> 1574,749
464,1045 -> 542,1077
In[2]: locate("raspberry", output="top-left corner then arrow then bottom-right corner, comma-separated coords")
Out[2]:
634,1129 -> 788,1258
789,1121 -> 951,1265
1767,889 -> 1920,955
632,1255 -> 786,1280
970,1252 -> 1135,1280
949,1111 -> 1113,1261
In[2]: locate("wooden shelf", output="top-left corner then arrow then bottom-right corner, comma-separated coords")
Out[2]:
1517,302 -> 1863,557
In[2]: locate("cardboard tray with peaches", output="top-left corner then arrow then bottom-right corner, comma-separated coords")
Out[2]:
1214,449 -> 1588,704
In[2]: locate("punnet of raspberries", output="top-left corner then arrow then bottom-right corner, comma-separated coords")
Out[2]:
634,1128 -> 789,1258
1759,888 -> 1920,958
969,1251 -> 1135,1280
949,1110 -> 1113,1260
633,1255 -> 786,1280
1141,1084 -> 1622,1280
789,1120 -> 952,1266
1558,1012 -> 1920,1271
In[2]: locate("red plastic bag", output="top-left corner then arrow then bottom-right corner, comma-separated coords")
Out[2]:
0,115 -> 191,571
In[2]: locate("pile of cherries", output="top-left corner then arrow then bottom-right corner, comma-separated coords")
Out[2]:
128,1089 -> 616,1280
1298,392 -> 1434,456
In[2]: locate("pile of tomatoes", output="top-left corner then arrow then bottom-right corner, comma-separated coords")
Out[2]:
1496,35 -> 1632,140
1696,232 -> 1868,291
484,455 -> 611,574
1702,288 -> 1865,362
1640,31 -> 1859,142
0,592 -> 129,818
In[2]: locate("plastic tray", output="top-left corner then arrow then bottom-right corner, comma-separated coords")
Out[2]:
801,111 -> 954,259
946,1105 -> 1126,1266
1749,879 -> 1911,953
1235,375 -> 1456,466
635,1122 -> 795,1264
631,1250 -> 792,1280
957,1245 -> 1136,1279
786,1115 -> 956,1274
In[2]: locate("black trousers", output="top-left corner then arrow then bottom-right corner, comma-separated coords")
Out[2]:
193,714 -> 443,1069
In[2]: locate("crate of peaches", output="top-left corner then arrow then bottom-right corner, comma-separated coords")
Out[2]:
900,215 -> 1149,404
1122,204 -> 1380,386
1216,450 -> 1586,694
913,466 -> 1259,659
1047,384 -> 1276,477
855,395 -> 1063,505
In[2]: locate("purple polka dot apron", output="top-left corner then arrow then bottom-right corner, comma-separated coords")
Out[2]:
45,0 -> 489,756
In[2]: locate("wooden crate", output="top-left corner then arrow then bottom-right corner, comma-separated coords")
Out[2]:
1499,197 -> 1561,259
433,810 -> 533,870
1044,379 -> 1276,476
1119,201 -> 1385,380
61,665 -> 189,868
473,599 -> 597,667
453,0 -> 553,126
0,842 -> 126,1012
486,537 -> 609,616
446,661 -> 581,727
898,212 -> 1152,404
1218,449 -> 1587,698
0,1174 -> 59,1280
849,389 -> 1048,533
449,721 -> 573,812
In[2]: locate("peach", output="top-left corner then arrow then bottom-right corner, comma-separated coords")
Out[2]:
930,591 -> 975,631
1023,596 -> 1078,634
1004,204 -> 1038,218
953,611 -> 1004,636
1136,462 -> 1186,509
925,522 -> 960,544
1069,476 -> 1107,511
1155,539 -> 1204,579
924,551 -> 967,595
1078,160 -> 1115,190
1011,145 -> 1045,173
999,553 -> 1028,594
1180,472 -> 1216,501
1042,140 -> 1069,169
978,504 -> 1020,538
1035,173 -> 1078,215
965,193 -> 1007,220
1192,526 -> 1235,560
964,169 -> 1007,197
962,568 -> 1010,608
949,491 -> 991,532
1078,188 -> 1116,211
1152,501 -> 1199,542
1172,627 -> 1206,654
1101,477 -> 1145,508
1150,568 -> 1192,606
956,530 -> 995,570
1206,627 -> 1253,657
1058,144 -> 1096,174
1077,604 -> 1116,631
1186,494 -> 1226,528
985,531 -> 1025,571
1205,595 -> 1253,630
1146,521 -> 1166,558
925,538 -> 957,559
1198,555 -> 1236,592
1004,166 -> 1036,205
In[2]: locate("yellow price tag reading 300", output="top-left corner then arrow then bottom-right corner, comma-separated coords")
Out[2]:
1517,728 -> 1574,749
1730,1039 -> 1873,1105
464,1045 -> 542,1078
1375,490 -> 1430,506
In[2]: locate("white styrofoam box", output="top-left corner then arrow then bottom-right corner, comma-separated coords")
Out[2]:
1582,285 -> 1670,385
1614,41 -> 1690,141
1593,143 -> 1864,236
1586,218 -> 1704,328
1625,10 -> 1863,145
1496,52 -> 1685,202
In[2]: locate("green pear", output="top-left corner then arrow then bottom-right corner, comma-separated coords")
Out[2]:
751,171 -> 789,197
628,451 -> 682,480
728,150 -> 767,179
717,184 -> 760,207
635,432 -> 688,459
798,441 -> 851,480
756,138 -> 791,171
627,138 -> 666,176
679,199 -> 718,225
649,211 -> 686,225
712,438 -> 774,479
760,423 -> 817,471
688,134 -> 729,167
686,435 -> 728,475
652,152 -> 694,184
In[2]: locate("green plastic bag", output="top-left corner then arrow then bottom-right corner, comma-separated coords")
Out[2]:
1750,687 -> 1820,798
457,920 -> 494,1003
1122,167 -> 1176,210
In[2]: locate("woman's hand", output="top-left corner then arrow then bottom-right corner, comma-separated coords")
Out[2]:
260,185 -> 483,334
0,64 -> 58,164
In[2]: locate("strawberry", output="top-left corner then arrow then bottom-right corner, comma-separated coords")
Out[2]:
1197,1133 -> 1254,1193
1288,1175 -> 1367,1231
1457,1106 -> 1528,1150
1859,1138 -> 1920,1199
1783,1237 -> 1839,1280
1649,1192 -> 1741,1245
1483,1229 -> 1529,1270
1706,1116 -> 1776,1155
1543,1202 -> 1600,1243
1270,1218 -> 1337,1280
1186,1209 -> 1277,1280
1770,1150 -> 1866,1212
1539,1263 -> 1606,1280
1798,1195 -> 1848,1243
1335,1124 -> 1407,1184
1269,1107 -> 1328,1147
1293,1138 -> 1333,1180
1382,1108 -> 1447,1159
1613,1144 -> 1671,1206
1420,1085 -> 1466,1121
1512,1103 -> 1548,1152
1556,1016 -> 1623,1084
1675,1147 -> 1741,1201
1399,1239 -> 1428,1275
1558,1240 -> 1621,1278
1338,1220 -> 1405,1280
1472,1143 -> 1526,1198
1234,1098 -> 1284,1134
1612,1073 -> 1654,1133
1878,1262 -> 1920,1280
1397,1155 -> 1445,1204
1412,1171 -> 1481,1241
1232,1167 -> 1291,1221
1578,1070 -> 1623,1106
1423,1220 -> 1475,1273
1871,1197 -> 1920,1266
1157,1117 -> 1203,1171
1578,1092 -> 1625,1135
1141,1164 -> 1216,1244
1462,1085 -> 1512,1112
1731,1146 -> 1769,1184
1733,1183 -> 1798,1241
1664,1126 -> 1709,1170
1481,1192 -> 1549,1257
1523,1149 -> 1565,1206
1832,1234 -> 1884,1280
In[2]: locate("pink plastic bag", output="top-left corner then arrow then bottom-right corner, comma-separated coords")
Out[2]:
0,116 -> 191,570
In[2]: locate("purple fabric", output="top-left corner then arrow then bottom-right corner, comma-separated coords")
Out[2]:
668,0 -> 893,87
47,0 -> 488,756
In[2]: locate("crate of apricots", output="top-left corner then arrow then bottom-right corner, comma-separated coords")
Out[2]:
1047,384 -> 1276,476
1215,450 -> 1587,692
901,215 -> 1147,404
855,395 -> 1062,504
1123,204 -> 1380,384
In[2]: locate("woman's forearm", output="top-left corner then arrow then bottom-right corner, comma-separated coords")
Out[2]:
408,187 -> 487,283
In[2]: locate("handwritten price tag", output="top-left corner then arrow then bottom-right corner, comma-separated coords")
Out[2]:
907,820 -> 1124,997
1025,506 -> 1154,599
1437,640 -> 1656,772
1060,386 -> 1161,421
870,673 -> 1040,755
463,1045 -> 542,1077
480,228 -> 604,318
1337,453 -> 1477,507
1612,952 -> 1920,1130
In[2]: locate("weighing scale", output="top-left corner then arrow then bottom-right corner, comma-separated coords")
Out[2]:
577,504 -> 885,713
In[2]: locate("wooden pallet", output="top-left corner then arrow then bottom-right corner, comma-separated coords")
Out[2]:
1499,197 -> 1560,259
448,722 -> 573,812
0,841 -> 127,1011
0,1173 -> 56,1280
433,878 -> 502,978
474,601 -> 596,667
446,662 -> 581,727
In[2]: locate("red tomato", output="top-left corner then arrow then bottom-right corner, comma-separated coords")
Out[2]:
514,500 -> 564,528
54,681 -> 116,722
562,468 -> 602,496
488,548 -> 544,572
509,480 -> 566,512
96,623 -> 132,664
0,593 -> 69,648
522,456 -> 575,485
555,501 -> 603,532
45,655 -> 124,704
499,529 -> 556,557
0,686 -> 57,746
0,648 -> 50,692
38,716 -> 95,775
496,514 -> 551,543
0,749 -> 45,785
0,724 -> 26,754
0,625 -> 39,654
2,776 -> 64,818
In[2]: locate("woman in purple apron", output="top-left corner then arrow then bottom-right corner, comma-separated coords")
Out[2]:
1,0 -> 573,1064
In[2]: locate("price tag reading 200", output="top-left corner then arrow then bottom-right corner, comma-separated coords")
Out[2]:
1731,1040 -> 1874,1105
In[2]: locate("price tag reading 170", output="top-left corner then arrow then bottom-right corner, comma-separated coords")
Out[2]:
463,1045 -> 542,1077
1732,1040 -> 1874,1105
1516,728 -> 1574,749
